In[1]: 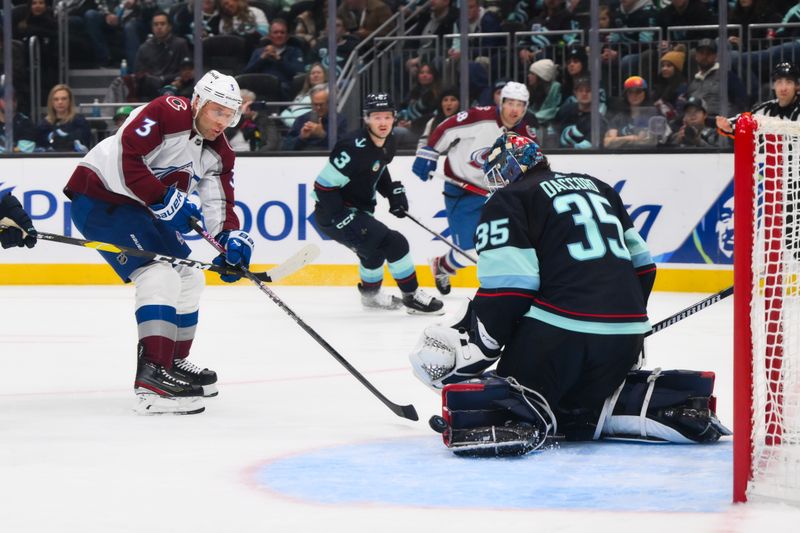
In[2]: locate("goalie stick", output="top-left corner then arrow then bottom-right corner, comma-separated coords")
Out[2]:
646,285 -> 733,337
188,218 -> 419,422
0,221 -> 319,283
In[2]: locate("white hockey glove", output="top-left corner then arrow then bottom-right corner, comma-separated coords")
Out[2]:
409,322 -> 501,391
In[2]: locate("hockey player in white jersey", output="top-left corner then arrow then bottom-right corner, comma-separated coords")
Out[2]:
64,70 -> 251,415
411,81 -> 538,294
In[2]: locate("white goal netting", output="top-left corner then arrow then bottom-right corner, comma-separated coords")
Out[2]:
747,115 -> 800,503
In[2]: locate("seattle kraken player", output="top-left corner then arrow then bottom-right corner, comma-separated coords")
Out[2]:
64,70 -> 250,415
0,193 -> 37,249
312,93 -> 444,315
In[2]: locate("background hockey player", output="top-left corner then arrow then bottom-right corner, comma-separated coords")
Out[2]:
411,133 -> 730,453
0,193 -> 37,249
312,93 -> 444,315
410,81 -> 538,295
63,70 -> 252,415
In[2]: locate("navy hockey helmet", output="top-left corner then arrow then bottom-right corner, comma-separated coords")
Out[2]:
482,133 -> 543,191
773,61 -> 799,83
363,92 -> 396,116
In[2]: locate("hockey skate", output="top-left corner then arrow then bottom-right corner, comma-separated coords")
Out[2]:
428,256 -> 453,295
402,289 -> 445,315
172,358 -> 218,397
358,283 -> 403,310
134,360 -> 205,415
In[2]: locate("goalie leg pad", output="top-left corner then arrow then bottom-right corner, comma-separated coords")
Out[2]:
440,375 -> 556,457
596,369 -> 732,443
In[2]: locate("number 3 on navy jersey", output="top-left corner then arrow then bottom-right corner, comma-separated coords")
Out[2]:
475,218 -> 509,251
553,192 -> 630,261
332,151 -> 351,169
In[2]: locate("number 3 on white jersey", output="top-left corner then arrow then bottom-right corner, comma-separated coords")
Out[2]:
135,118 -> 157,137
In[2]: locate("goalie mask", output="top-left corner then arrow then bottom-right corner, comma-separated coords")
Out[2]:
482,132 -> 543,191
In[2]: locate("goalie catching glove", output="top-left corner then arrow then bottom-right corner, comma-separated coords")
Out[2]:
409,301 -> 501,390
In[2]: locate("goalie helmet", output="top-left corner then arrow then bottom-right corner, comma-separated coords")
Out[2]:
363,92 -> 396,116
482,132 -> 543,191
192,70 -> 243,127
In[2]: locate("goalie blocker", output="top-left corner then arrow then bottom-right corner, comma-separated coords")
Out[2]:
439,370 -> 731,457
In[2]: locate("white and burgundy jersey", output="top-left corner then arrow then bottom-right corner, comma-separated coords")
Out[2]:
65,95 -> 239,236
427,106 -> 538,188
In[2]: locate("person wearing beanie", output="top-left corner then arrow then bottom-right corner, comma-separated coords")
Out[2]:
604,75 -> 665,148
653,46 -> 688,119
527,59 -> 563,125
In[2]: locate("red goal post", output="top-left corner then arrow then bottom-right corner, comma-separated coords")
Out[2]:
734,112 -> 800,504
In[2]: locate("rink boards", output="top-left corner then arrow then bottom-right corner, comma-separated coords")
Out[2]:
0,152 -> 734,291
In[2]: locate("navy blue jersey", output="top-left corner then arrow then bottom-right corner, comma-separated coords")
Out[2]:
312,129 -> 397,221
473,167 -> 656,344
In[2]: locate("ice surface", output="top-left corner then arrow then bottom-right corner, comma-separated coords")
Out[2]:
1,285 -> 798,531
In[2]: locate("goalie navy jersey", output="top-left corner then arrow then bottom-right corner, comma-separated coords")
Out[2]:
312,129 -> 397,221
473,167 -> 656,343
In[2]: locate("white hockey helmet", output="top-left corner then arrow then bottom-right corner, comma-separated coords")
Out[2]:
500,81 -> 529,106
192,70 -> 243,127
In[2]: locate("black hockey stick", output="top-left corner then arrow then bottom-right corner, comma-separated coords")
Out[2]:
0,223 -> 319,283
188,218 -> 419,422
646,285 -> 733,337
402,211 -> 478,264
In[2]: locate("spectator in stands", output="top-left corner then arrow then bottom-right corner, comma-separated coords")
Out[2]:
656,0 -> 715,42
112,105 -> 133,131
171,0 -> 219,43
652,46 -> 688,121
448,0 -> 503,64
0,93 -> 37,153
603,0 -> 658,80
527,58 -> 562,126
35,84 -> 91,152
280,62 -> 328,127
518,0 -> 579,68
417,87 -> 460,148
115,0 -> 159,71
396,62 -> 443,139
338,0 -> 392,40
244,18 -> 307,100
406,0 -> 459,68
729,0 -> 790,96
477,78 -> 508,106
728,0 -> 781,53
281,84 -> 347,150
686,38 -> 748,116
295,0 -> 326,50
314,15 -> 360,76
559,43 -> 607,114
159,56 -> 196,98
211,0 -> 269,51
604,76 -> 664,149
555,76 -> 605,149
667,96 -> 718,147
68,1 -> 120,68
134,11 -> 190,100
226,89 -> 276,151
13,0 -> 59,97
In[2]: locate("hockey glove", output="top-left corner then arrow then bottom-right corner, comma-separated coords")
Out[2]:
213,230 -> 255,283
387,181 -> 408,218
330,209 -> 369,248
148,186 -> 202,234
412,146 -> 439,181
0,193 -> 37,248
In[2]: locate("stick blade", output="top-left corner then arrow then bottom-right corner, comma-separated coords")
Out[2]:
264,244 -> 320,282
393,403 -> 419,421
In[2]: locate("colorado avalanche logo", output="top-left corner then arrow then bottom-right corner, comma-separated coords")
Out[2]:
166,96 -> 188,111
152,162 -> 195,183
468,147 -> 492,169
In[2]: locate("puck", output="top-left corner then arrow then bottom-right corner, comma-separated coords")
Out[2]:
428,415 -> 449,434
